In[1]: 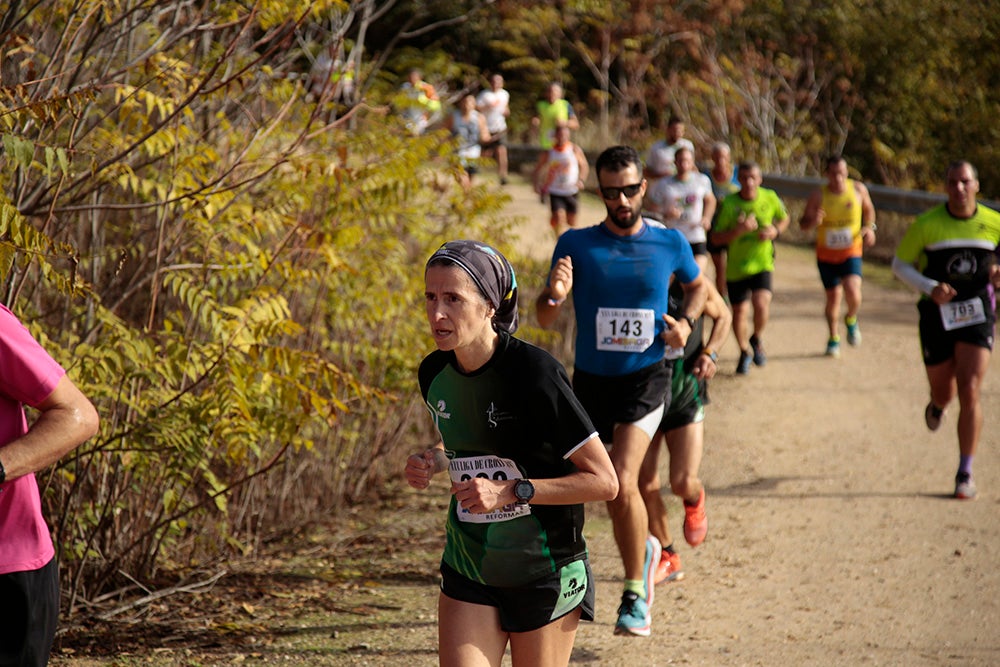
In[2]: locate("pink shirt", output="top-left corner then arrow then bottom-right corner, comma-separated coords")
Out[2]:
0,304 -> 66,574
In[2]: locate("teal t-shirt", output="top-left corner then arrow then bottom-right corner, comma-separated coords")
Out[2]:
715,188 -> 788,280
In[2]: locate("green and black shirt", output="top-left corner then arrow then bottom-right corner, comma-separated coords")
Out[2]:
419,331 -> 598,587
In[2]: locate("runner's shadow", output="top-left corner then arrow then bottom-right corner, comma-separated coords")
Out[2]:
710,475 -> 812,495
712,476 -> 961,500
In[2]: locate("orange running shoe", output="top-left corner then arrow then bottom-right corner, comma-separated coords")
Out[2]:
683,488 -> 708,547
653,550 -> 685,585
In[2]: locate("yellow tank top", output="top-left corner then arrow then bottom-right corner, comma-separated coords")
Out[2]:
817,179 -> 862,263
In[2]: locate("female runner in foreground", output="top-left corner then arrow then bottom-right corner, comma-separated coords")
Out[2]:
406,240 -> 618,666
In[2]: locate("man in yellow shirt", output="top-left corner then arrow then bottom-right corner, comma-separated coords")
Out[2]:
799,155 -> 877,357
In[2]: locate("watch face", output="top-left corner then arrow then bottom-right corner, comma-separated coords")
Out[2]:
515,479 -> 534,502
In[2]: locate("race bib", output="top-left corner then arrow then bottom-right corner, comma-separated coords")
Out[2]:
596,307 -> 656,353
939,297 -> 988,331
823,227 -> 854,250
449,455 -> 530,524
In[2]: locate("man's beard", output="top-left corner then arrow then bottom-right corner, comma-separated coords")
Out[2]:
607,204 -> 641,230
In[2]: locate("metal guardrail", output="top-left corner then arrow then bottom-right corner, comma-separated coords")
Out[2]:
507,144 -> 1000,216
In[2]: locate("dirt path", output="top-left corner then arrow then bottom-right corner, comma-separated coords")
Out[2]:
52,179 -> 999,666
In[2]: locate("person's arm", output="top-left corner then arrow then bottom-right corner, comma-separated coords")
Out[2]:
535,435 -> 618,504
574,144 -> 589,189
536,256 -> 573,328
857,182 -> 878,248
799,189 -> 824,231
892,255 -> 956,304
774,214 -> 791,237
451,434 -> 618,513
565,103 -> 580,131
711,211 -> 756,245
680,273 -> 708,323
405,441 -> 449,490
477,113 -> 490,144
662,273 -> 708,350
691,282 -> 731,380
532,152 -> 551,193
0,374 -> 99,482
530,101 -> 542,130
700,189 -> 717,230
760,212 -> 790,241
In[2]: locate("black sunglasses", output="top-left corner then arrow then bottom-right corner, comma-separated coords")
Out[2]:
600,183 -> 643,200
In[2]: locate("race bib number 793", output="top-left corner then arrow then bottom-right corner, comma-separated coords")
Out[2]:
939,297 -> 987,331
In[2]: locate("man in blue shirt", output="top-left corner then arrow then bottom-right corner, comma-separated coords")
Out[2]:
537,145 -> 707,637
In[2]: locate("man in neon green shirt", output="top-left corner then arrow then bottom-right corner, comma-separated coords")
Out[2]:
892,160 -> 1000,500
710,161 -> 789,374
532,82 -> 578,150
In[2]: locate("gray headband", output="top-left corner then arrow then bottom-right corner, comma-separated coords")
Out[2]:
426,240 -> 519,334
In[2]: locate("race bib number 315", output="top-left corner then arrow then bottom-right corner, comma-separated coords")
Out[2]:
596,307 -> 655,353
823,227 -> 854,250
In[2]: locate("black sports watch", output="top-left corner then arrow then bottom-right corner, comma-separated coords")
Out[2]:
682,315 -> 697,330
513,479 -> 535,505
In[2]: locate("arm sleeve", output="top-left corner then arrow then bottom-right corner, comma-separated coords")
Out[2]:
892,256 -> 939,296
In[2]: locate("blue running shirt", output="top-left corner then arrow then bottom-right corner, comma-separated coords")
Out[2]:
550,221 -> 701,376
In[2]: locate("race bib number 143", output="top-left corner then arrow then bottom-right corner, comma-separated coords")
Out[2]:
596,307 -> 655,353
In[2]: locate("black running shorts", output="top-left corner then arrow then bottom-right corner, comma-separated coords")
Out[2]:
918,297 -> 996,366
727,271 -> 773,305
572,360 -> 672,444
440,559 -> 595,633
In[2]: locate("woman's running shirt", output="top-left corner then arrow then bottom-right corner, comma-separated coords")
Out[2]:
816,180 -> 863,264
550,221 -> 700,377
419,331 -> 597,587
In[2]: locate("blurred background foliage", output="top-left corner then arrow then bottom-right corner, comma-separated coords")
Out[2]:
0,0 -> 996,608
